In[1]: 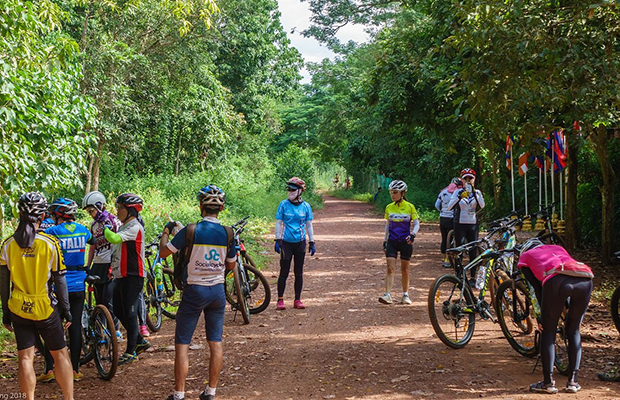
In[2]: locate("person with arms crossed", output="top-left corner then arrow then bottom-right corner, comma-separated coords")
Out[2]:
0,192 -> 74,400
379,180 -> 419,305
159,185 -> 236,400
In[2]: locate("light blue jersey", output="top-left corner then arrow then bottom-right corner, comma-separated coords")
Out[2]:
45,222 -> 92,293
276,200 -> 313,243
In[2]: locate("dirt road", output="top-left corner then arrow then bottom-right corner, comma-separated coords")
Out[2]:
2,196 -> 619,399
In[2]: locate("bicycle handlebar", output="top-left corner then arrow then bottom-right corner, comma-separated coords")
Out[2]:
231,215 -> 250,236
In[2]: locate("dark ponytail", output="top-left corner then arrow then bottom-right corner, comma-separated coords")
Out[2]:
14,213 -> 40,248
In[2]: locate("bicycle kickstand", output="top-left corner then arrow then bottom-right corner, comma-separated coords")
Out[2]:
532,355 -> 541,373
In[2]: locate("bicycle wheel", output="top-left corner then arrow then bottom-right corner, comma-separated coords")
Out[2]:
489,257 -> 511,312
80,303 -> 94,365
233,264 -> 250,324
161,266 -> 180,319
554,313 -> 570,376
428,274 -> 476,349
145,275 -> 162,332
91,305 -> 118,380
447,229 -> 455,249
495,280 -> 537,357
242,254 -> 271,314
536,230 -> 567,248
611,286 -> 620,334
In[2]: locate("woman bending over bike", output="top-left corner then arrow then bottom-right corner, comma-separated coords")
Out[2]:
518,239 -> 593,394
274,177 -> 315,310
435,177 -> 462,268
379,180 -> 419,305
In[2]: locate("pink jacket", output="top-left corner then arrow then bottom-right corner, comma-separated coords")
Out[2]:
518,245 -> 593,285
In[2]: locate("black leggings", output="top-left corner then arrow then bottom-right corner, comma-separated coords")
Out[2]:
43,291 -> 84,373
278,241 -> 306,300
113,276 -> 144,354
540,274 -> 593,383
454,222 -> 479,278
439,217 -> 454,254
94,278 -> 120,331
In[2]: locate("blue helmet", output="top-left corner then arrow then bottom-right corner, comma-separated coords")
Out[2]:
197,185 -> 225,206
48,198 -> 78,219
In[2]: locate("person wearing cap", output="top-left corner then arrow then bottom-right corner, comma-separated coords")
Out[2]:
435,177 -> 463,268
274,177 -> 315,310
0,192 -> 74,400
447,168 -> 485,283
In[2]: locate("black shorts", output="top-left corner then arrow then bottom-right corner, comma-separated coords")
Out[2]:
11,309 -> 66,351
385,240 -> 413,261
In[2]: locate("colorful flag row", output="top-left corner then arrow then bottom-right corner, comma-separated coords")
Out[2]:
505,130 -> 568,174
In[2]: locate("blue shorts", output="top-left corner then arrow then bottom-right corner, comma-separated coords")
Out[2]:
175,284 -> 226,344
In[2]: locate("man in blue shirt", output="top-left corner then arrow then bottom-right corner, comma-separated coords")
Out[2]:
159,185 -> 236,400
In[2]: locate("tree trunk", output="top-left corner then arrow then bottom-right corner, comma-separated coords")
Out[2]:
85,154 -> 94,194
564,135 -> 579,250
175,127 -> 183,176
92,139 -> 104,192
591,125 -> 616,262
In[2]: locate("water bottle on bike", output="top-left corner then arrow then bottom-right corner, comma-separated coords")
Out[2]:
154,261 -> 164,291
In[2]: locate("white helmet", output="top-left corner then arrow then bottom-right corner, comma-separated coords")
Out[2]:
82,191 -> 107,211
520,237 -> 544,254
388,180 -> 408,192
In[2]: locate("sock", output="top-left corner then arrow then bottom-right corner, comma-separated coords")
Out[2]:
403,292 -> 408,296
173,391 -> 184,400
205,386 -> 216,396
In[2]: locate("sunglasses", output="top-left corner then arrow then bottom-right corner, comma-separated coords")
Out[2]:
287,187 -> 299,192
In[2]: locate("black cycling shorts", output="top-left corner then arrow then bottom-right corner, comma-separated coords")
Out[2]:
11,308 -> 66,351
385,240 -> 413,261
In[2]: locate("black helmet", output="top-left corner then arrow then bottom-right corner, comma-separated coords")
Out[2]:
18,192 -> 48,217
116,193 -> 143,212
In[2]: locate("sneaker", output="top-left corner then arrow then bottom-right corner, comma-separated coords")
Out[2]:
73,371 -> 83,381
442,260 -> 451,268
135,339 -> 151,355
37,370 -> 55,383
565,382 -> 581,393
118,352 -> 138,365
165,395 -> 183,400
199,392 -> 214,400
293,300 -> 306,309
116,330 -> 124,342
529,380 -> 558,394
598,371 -> 620,382
378,293 -> 393,305
401,293 -> 412,305
139,324 -> 150,337
276,299 -> 285,310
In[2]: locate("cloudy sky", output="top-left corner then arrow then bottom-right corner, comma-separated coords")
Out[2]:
276,0 -> 368,83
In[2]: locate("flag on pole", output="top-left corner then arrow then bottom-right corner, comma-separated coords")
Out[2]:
518,152 -> 529,176
533,155 -> 544,170
553,129 -> 567,171
506,134 -> 514,170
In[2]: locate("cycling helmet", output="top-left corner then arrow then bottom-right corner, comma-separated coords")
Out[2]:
82,190 -> 107,211
48,198 -> 78,219
197,185 -> 226,206
116,193 -> 143,212
388,180 -> 408,192
18,192 -> 48,217
451,177 -> 462,185
286,177 -> 306,191
461,168 -> 476,179
520,237 -> 544,253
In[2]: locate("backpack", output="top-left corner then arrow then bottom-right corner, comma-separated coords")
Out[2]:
172,222 -> 234,290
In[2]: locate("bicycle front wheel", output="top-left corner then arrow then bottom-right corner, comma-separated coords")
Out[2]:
233,264 -> 250,324
428,274 -> 476,349
80,303 -> 94,365
495,280 -> 537,357
92,305 -> 118,380
554,315 -> 570,376
243,254 -> 271,314
145,275 -> 162,332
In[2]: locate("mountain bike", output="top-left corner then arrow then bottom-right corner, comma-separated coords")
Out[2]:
80,275 -> 118,380
534,202 -> 567,248
495,265 -> 569,375
143,234 -> 181,332
224,216 -> 271,323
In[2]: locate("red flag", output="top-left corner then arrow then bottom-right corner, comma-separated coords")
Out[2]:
553,130 -> 567,171
505,135 -> 514,170
518,152 -> 529,176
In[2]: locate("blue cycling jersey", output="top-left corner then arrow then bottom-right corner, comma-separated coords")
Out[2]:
275,200 -> 313,243
45,222 -> 92,292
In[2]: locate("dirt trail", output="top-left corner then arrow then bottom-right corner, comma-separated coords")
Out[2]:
2,195 -> 620,399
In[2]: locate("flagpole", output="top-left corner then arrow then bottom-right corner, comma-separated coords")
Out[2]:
551,133 -> 555,210
510,146 -> 515,211
544,158 -> 548,208
524,168 -> 528,215
559,170 -> 563,220
539,164 -> 542,212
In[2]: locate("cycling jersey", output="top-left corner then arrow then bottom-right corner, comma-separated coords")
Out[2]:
448,189 -> 485,225
384,200 -> 419,241
435,189 -> 455,218
90,212 -> 122,264
275,200 -> 313,243
167,216 -> 236,286
39,218 -> 55,231
518,245 -> 593,285
0,233 -> 66,320
45,222 -> 93,292
110,218 -> 145,279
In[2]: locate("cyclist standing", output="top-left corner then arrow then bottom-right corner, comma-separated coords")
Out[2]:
0,192 -> 74,400
159,185 -> 236,400
40,198 -> 95,382
82,191 -> 122,339
104,193 -> 150,365
435,177 -> 462,268
447,168 -> 485,284
517,240 -> 593,394
379,180 -> 419,305
274,177 -> 315,310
